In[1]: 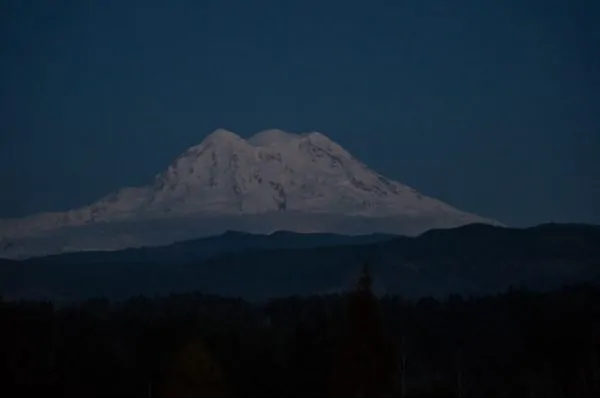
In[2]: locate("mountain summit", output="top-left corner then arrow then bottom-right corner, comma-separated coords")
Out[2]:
0,129 -> 500,258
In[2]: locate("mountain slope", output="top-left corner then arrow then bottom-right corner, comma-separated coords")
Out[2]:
0,129 -> 499,258
1,224 -> 598,302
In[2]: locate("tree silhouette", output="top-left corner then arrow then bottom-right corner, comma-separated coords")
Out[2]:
161,338 -> 229,398
330,263 -> 395,398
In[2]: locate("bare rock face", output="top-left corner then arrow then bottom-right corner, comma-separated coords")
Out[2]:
0,128 -> 500,258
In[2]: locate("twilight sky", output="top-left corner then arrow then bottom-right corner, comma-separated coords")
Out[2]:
1,0 -> 599,227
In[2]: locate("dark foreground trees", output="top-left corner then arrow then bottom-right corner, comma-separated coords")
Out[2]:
161,338 -> 229,398
330,263 -> 395,398
1,283 -> 599,397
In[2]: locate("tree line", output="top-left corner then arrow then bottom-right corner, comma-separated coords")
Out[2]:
1,267 -> 599,397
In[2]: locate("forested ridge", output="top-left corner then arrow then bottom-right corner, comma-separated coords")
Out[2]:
2,272 -> 599,397
4,223 -> 600,303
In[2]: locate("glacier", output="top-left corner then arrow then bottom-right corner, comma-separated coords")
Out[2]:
0,128 -> 501,258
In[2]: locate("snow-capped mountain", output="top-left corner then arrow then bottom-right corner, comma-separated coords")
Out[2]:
0,129 -> 500,258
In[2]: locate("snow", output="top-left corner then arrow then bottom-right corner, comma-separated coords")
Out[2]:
0,128 -> 500,256
203,128 -> 243,143
247,129 -> 298,147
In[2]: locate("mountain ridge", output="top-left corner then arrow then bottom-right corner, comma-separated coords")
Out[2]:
1,223 -> 598,303
0,128 -> 500,258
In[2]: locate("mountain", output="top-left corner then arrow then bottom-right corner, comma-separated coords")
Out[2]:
1,224 -> 598,303
19,230 -> 396,266
0,129 -> 499,259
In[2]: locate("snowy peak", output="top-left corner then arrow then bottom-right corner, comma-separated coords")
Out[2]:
247,129 -> 297,147
137,128 -> 473,219
203,128 -> 243,144
181,128 -> 246,156
0,128 -> 501,255
247,129 -> 341,150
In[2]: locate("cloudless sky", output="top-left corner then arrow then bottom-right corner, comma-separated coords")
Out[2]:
1,0 -> 599,226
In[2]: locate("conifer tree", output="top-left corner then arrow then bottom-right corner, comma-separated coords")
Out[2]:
161,338 -> 229,398
330,263 -> 395,398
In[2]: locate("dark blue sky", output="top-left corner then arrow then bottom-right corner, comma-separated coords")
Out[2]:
1,0 -> 599,226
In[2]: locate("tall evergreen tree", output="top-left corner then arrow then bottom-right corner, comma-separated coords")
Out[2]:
161,338 -> 229,398
330,263 -> 395,398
